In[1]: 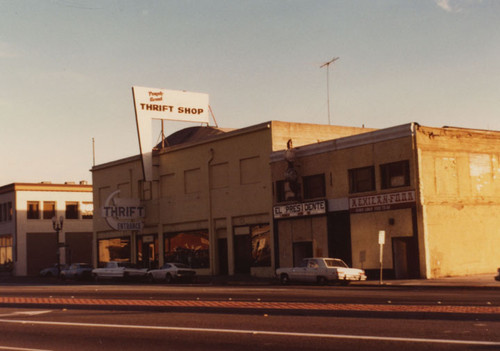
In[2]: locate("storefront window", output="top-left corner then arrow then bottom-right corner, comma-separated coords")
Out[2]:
0,235 -> 13,267
164,230 -> 209,268
251,224 -> 271,267
97,238 -> 131,267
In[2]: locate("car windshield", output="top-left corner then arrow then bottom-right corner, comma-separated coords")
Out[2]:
324,259 -> 348,268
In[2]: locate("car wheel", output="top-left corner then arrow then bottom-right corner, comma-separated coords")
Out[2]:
93,273 -> 99,282
147,274 -> 155,283
340,280 -> 350,286
280,273 -> 290,285
165,273 -> 173,284
317,276 -> 327,285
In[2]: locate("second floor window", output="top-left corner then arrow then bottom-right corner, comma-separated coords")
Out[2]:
349,166 -> 375,193
380,160 -> 410,189
303,174 -> 326,199
66,202 -> 79,219
27,201 -> 40,219
43,201 -> 56,220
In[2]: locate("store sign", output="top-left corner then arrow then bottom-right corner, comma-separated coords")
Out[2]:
273,200 -> 327,219
132,86 -> 210,181
349,190 -> 416,213
101,190 -> 145,231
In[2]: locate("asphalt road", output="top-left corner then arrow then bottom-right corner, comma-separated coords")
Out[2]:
0,283 -> 498,350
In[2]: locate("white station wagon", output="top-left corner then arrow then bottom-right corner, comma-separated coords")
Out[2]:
276,257 -> 367,285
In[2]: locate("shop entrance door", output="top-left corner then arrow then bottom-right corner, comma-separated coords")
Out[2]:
137,236 -> 158,269
217,238 -> 228,275
393,238 -> 409,279
234,235 -> 252,274
292,241 -> 313,267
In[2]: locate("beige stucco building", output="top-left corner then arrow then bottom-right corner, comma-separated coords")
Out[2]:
0,182 -> 93,276
271,123 -> 500,279
91,121 -> 372,277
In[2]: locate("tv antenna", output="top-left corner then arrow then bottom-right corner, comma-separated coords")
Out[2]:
320,57 -> 339,125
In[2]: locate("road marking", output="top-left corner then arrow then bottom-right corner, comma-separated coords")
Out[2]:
0,318 -> 499,346
0,346 -> 53,351
0,311 -> 52,318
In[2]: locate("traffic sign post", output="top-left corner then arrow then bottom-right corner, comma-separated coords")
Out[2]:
378,230 -> 385,285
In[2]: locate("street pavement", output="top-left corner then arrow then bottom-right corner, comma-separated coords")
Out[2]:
1,272 -> 499,288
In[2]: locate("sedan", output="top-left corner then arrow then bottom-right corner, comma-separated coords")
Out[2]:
147,262 -> 196,284
276,257 -> 367,285
60,263 -> 93,280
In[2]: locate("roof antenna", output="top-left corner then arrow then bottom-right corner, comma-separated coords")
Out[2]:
320,57 -> 339,125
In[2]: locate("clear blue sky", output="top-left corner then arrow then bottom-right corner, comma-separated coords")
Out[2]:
1,0 -> 499,185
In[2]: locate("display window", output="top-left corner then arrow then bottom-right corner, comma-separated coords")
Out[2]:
164,230 -> 209,268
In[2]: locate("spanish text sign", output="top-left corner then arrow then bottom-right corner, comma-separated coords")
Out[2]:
132,86 -> 209,123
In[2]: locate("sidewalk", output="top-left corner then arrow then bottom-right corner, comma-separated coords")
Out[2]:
1,272 -> 499,289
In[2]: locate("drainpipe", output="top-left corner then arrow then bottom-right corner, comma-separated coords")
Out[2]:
207,148 -> 215,275
411,123 -> 428,279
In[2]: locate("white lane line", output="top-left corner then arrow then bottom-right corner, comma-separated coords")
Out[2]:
0,318 -> 499,346
0,346 -> 53,351
0,311 -> 52,318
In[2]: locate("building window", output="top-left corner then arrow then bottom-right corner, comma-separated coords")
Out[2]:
164,230 -> 209,269
276,180 -> 301,202
97,238 -> 131,267
81,202 -> 93,219
27,201 -> 40,219
303,174 -> 326,199
0,235 -> 13,266
349,166 -> 375,193
65,202 -> 79,219
380,160 -> 410,189
7,202 -> 12,221
43,201 -> 56,220
251,224 -> 271,267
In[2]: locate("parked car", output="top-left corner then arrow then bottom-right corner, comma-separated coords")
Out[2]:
39,264 -> 68,277
91,261 -> 148,281
60,263 -> 93,280
147,262 -> 197,284
276,257 -> 367,285
495,268 -> 500,282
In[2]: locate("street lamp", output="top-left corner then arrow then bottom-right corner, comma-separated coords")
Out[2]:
52,216 -> 64,274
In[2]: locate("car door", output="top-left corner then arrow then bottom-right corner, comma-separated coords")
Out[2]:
304,259 -> 320,282
290,259 -> 309,281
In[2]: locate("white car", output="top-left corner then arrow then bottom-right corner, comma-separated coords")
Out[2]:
147,262 -> 197,284
276,257 -> 367,285
91,261 -> 148,281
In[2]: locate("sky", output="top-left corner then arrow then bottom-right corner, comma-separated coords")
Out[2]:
1,0 -> 499,185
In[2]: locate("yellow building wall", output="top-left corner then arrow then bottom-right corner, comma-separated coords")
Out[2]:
417,126 -> 500,277
350,208 -> 413,270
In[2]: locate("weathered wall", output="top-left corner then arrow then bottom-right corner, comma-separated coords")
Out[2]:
417,126 -> 500,277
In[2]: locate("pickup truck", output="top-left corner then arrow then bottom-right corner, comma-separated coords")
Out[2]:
91,261 -> 148,281
276,257 -> 367,285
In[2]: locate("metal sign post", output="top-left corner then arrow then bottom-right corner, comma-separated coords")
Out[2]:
378,230 -> 385,285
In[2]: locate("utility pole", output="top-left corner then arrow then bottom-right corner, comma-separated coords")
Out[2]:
320,57 -> 339,125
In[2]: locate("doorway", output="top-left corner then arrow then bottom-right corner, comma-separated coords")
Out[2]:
217,238 -> 228,275
292,241 -> 313,267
